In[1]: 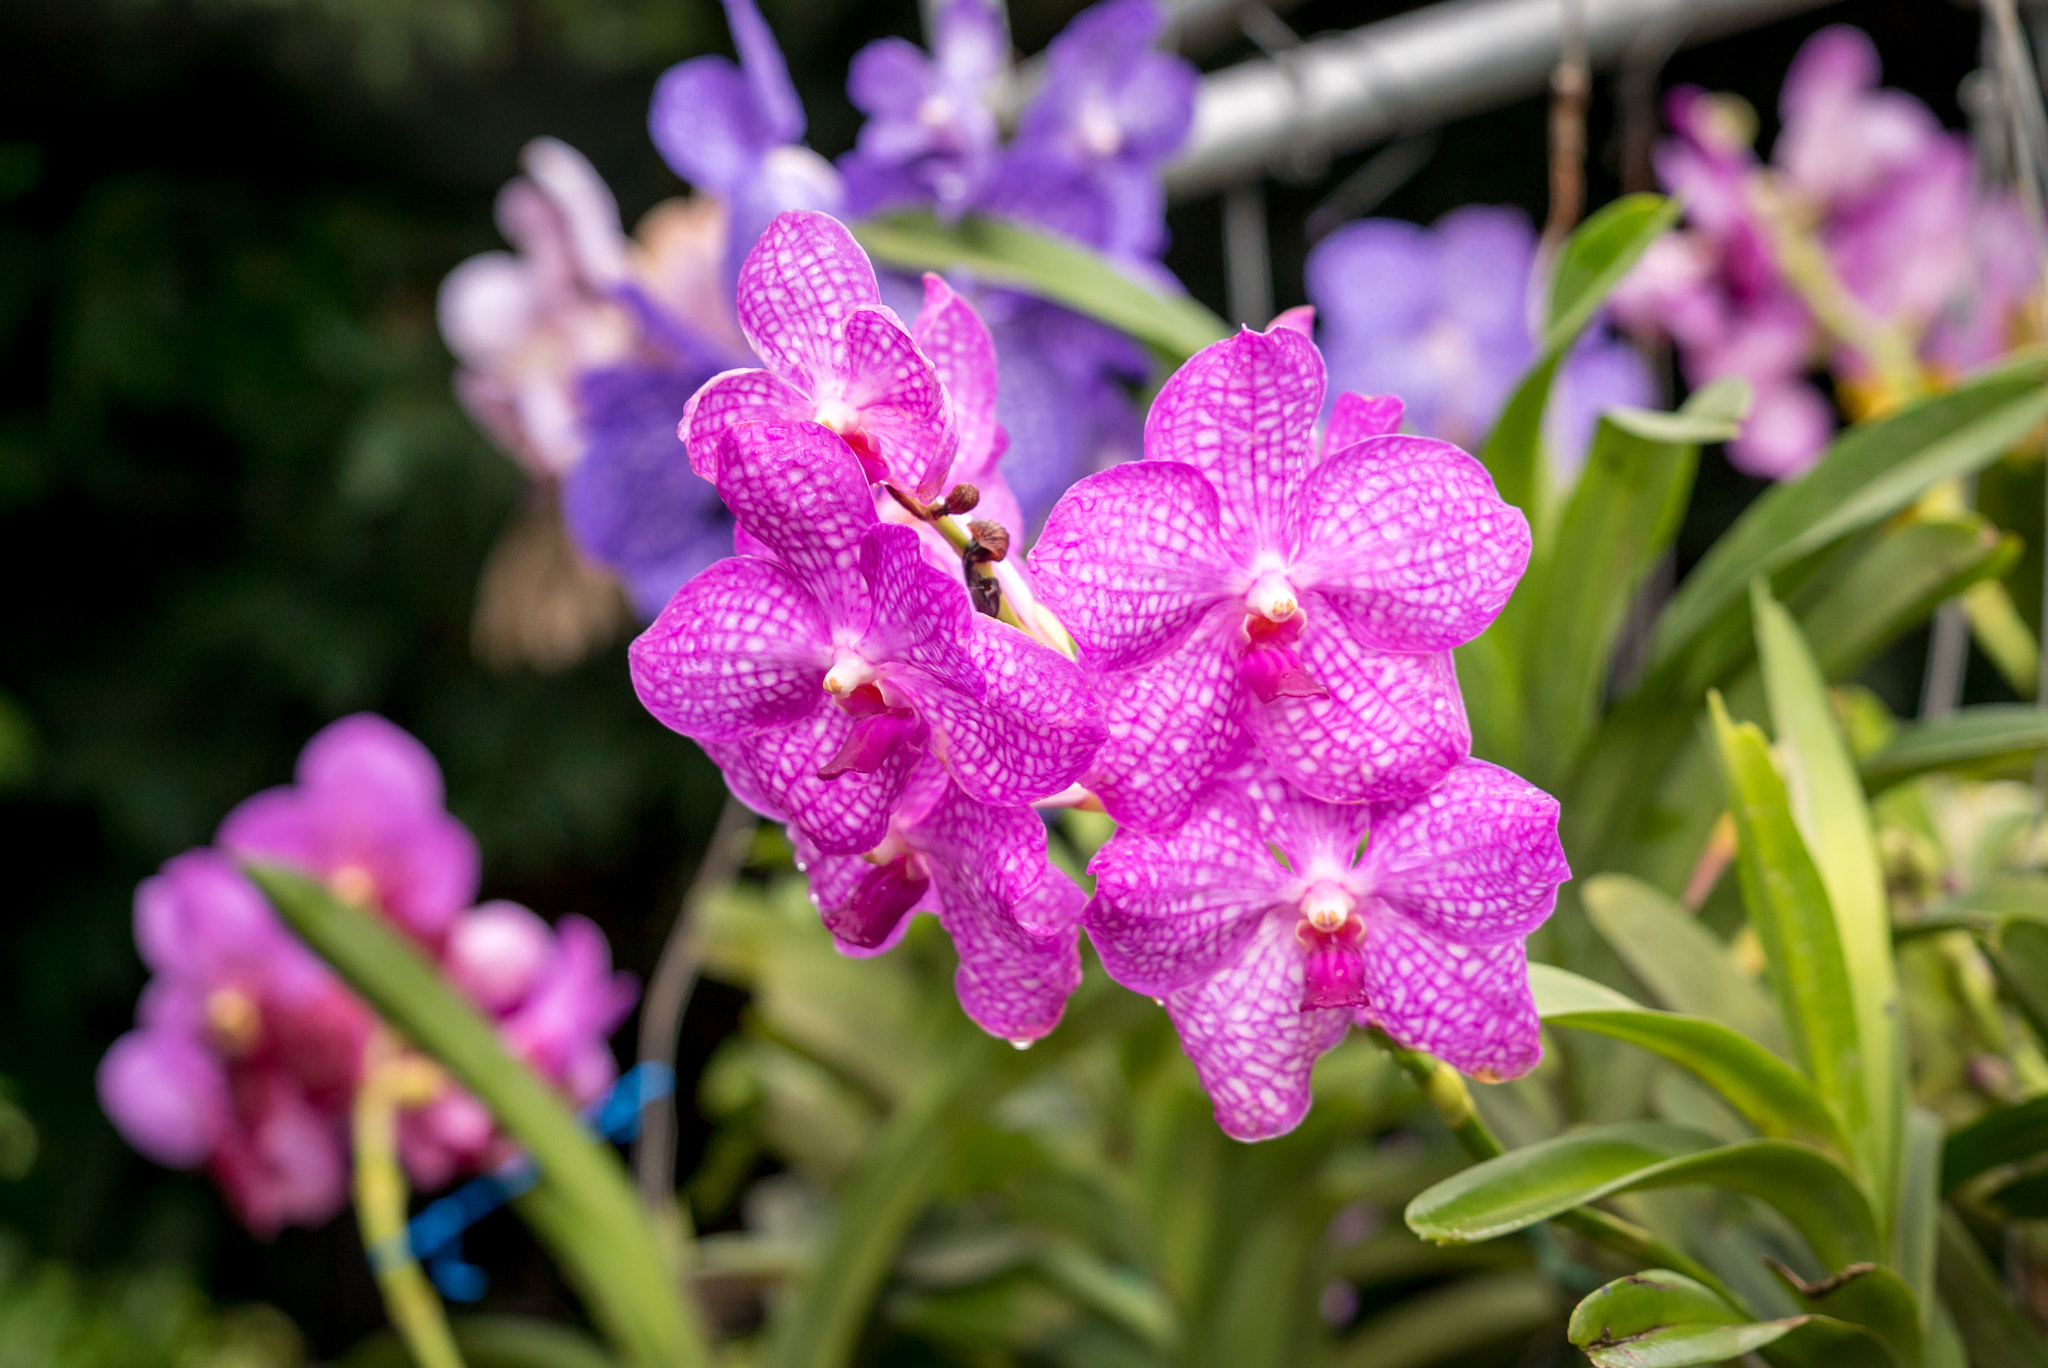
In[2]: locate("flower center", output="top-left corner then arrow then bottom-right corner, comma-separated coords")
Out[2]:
1078,103 -> 1123,159
1247,569 -> 1299,623
204,986 -> 263,1057
823,650 -> 879,699
815,396 -> 862,436
329,863 -> 378,908
917,92 -> 957,129
1298,881 -> 1356,932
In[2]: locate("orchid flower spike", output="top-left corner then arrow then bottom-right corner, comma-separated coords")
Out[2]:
630,420 -> 1104,856
1029,323 -> 1530,833
681,211 -> 958,500
1087,759 -> 1568,1140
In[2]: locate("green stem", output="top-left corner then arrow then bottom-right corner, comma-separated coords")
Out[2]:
355,1034 -> 468,1368
1754,180 -> 1924,404
1371,1031 -> 1750,1312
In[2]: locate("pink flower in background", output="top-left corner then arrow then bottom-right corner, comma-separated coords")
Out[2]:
219,713 -> 480,942
630,420 -> 1102,855
680,211 -> 958,499
1029,325 -> 1527,832
795,759 -> 1084,1041
101,719 -> 639,1232
1086,759 -> 1567,1140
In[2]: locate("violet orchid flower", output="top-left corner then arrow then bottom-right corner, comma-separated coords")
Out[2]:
839,0 -> 1008,220
630,420 -> 1104,856
1028,325 -> 1528,833
794,758 -> 1084,1041
648,0 -> 842,278
219,714 -> 481,943
1305,205 -> 1654,480
681,211 -> 958,501
1087,759 -> 1568,1140
98,849 -> 367,1235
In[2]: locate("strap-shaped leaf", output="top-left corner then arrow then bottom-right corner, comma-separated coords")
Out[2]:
1581,874 -> 1787,1054
1894,1110 -> 1942,1320
1650,352 -> 2048,671
340,1316 -> 620,1368
1480,194 -> 1679,514
1330,1272 -> 1559,1368
1753,583 -> 1901,1215
247,865 -> 705,1368
1942,1094 -> 2048,1192
1862,705 -> 2048,791
1568,1271 -> 1896,1368
1530,965 -> 1847,1158
850,212 -> 1228,362
1935,1207 -> 2048,1368
1514,382 -> 1745,785
1709,695 -> 1872,1183
1406,1121 -> 1880,1270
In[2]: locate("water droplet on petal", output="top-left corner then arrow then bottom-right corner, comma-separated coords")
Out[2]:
1009,1038 -> 1033,1051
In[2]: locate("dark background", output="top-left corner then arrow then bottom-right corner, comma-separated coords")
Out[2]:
0,0 -> 2003,1354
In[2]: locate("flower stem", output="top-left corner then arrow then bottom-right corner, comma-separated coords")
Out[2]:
1753,181 -> 1925,404
1370,1030 -> 1750,1312
355,1032 -> 469,1368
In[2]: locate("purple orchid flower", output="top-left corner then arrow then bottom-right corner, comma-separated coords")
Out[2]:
1087,758 -> 1568,1140
218,714 -> 481,943
839,0 -> 1008,220
794,758 -> 1084,1041
1028,324 -> 1528,833
630,419 -> 1104,856
648,0 -> 842,278
680,211 -> 959,501
1305,205 -> 1654,478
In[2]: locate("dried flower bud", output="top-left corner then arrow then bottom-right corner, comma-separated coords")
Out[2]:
943,484 -> 981,515
966,520 -> 1010,563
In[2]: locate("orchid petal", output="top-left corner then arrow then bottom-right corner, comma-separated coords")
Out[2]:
1245,612 -> 1467,806
713,421 -> 876,627
911,275 -> 1006,482
735,211 -> 880,390
1165,915 -> 1350,1141
628,557 -> 833,742
857,523 -> 982,697
1364,759 -> 1568,946
1292,435 -> 1530,653
1323,392 -> 1404,453
839,304 -> 957,498
1086,615 -> 1249,834
1029,461 -> 1242,673
679,367 -> 813,478
705,707 -> 917,855
1142,325 -> 1324,547
1359,920 -> 1541,1082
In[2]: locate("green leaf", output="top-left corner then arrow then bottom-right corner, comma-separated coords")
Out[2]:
1529,965 -> 1848,1158
1985,917 -> 2048,1046
1650,353 -> 2048,671
1581,873 -> 1787,1054
1514,381 -> 1744,784
1480,194 -> 1679,514
850,212 -> 1229,362
1895,1111 -> 1942,1321
246,865 -> 705,1368
1942,1094 -> 2048,1192
1406,1121 -> 1881,1270
1862,705 -> 2048,791
342,1317 -> 620,1368
1708,695 -> 1873,1184
1752,582 -> 1901,1216
1935,1207 -> 2048,1368
1330,1272 -> 1560,1368
1568,1271 -> 1895,1368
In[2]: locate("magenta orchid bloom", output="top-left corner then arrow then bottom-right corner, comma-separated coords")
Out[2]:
218,714 -> 480,942
630,420 -> 1104,855
794,759 -> 1084,1041
1029,324 -> 1529,833
680,211 -> 958,499
1086,759 -> 1567,1140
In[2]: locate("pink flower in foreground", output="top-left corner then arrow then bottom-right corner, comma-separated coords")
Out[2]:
1086,759 -> 1568,1140
630,420 -> 1103,855
1028,324 -> 1528,833
681,211 -> 958,499
219,714 -> 480,942
794,759 -> 1083,1040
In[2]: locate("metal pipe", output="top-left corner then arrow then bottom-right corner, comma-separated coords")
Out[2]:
1164,0 -> 1834,197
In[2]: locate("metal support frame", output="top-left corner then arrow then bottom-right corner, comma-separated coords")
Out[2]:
1163,0 -> 1834,198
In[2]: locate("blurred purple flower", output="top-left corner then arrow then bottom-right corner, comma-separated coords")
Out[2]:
1029,325 -> 1527,832
681,211 -> 959,500
840,0 -> 1007,219
1305,205 -> 1654,477
649,0 -> 843,277
630,420 -> 1103,855
795,759 -> 1084,1040
219,714 -> 480,942
1086,758 -> 1568,1140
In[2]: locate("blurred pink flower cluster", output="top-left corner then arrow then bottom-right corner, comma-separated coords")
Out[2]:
97,716 -> 635,1235
1614,25 -> 2039,479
